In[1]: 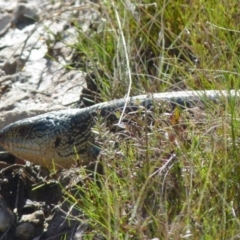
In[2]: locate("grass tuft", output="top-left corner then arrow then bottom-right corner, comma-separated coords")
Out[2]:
55,0 -> 240,238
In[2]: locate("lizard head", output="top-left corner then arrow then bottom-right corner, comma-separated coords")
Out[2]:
0,110 -> 96,169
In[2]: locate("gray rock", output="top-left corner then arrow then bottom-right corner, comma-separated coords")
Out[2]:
16,222 -> 35,240
0,12 -> 12,37
1,57 -> 20,75
13,3 -> 41,29
0,0 -> 17,12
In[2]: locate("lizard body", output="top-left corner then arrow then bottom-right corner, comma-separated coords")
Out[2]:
0,90 -> 237,169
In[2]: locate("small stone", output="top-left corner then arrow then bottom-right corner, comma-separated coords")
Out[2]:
16,222 -> 35,240
2,58 -> 19,75
13,3 -> 41,28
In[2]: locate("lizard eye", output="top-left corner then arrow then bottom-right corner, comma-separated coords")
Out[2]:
18,126 -> 29,137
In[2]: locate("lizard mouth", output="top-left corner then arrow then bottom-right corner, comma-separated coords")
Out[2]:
0,132 -> 14,149
0,133 -> 36,154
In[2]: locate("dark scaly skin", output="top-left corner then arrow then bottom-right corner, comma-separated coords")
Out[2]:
0,90 -> 237,169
